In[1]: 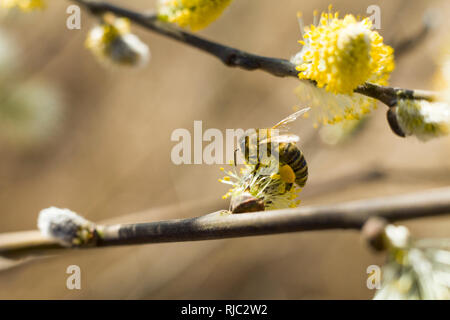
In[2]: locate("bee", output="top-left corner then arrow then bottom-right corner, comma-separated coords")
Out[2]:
236,108 -> 309,188
230,108 -> 310,214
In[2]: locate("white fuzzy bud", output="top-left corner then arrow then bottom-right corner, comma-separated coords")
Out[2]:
37,207 -> 96,247
85,18 -> 150,68
384,225 -> 411,249
395,99 -> 450,141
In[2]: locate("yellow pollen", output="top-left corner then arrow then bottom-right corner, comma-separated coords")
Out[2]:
279,165 -> 296,184
270,173 -> 281,180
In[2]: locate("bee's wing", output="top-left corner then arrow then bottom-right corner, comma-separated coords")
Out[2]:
237,129 -> 259,147
259,134 -> 300,145
271,107 -> 311,132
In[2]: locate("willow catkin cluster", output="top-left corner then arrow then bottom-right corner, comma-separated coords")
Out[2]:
292,7 -> 394,127
220,162 -> 302,212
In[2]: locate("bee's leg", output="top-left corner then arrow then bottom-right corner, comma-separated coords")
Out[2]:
285,183 -> 293,191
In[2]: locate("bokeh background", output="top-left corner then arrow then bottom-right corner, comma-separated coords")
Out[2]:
0,0 -> 449,299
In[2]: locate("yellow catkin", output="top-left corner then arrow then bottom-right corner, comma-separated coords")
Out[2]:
1,0 -> 45,11
158,0 -> 233,31
296,12 -> 394,95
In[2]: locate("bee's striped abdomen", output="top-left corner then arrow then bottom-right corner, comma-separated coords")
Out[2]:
279,143 -> 308,188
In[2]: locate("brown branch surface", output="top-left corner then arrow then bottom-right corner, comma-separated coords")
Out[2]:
1,187 -> 449,254
72,0 -> 439,108
97,187 -> 450,246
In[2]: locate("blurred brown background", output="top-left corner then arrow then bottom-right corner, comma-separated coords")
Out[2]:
0,0 -> 449,299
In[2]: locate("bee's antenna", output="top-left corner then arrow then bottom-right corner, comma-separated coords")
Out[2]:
232,147 -> 240,177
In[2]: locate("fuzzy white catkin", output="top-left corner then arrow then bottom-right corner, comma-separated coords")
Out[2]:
86,24 -> 150,67
396,99 -> 450,141
37,207 -> 91,246
110,33 -> 150,67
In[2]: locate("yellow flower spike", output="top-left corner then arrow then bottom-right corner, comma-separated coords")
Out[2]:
291,7 -> 395,124
157,0 -> 233,32
1,0 -> 45,11
219,161 -> 303,212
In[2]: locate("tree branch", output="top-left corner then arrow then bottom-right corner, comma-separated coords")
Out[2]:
1,187 -> 449,255
71,0 -> 440,108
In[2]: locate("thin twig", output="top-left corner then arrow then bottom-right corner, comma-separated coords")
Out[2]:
71,0 -> 439,108
1,187 -> 449,254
